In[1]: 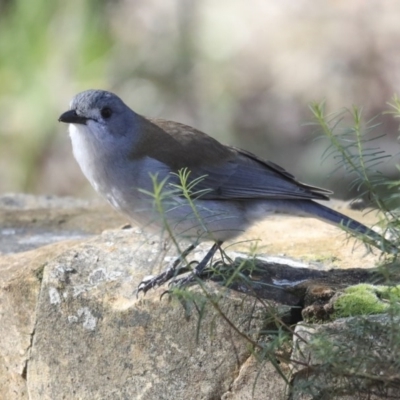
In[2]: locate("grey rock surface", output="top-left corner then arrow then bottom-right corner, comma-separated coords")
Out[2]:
1,194 -> 396,400
0,193 -> 126,254
291,315 -> 400,400
0,194 -> 287,400
221,355 -> 289,400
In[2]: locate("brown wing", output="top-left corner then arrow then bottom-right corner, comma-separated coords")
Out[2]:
132,117 -> 331,201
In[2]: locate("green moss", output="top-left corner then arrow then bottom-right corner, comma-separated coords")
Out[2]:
376,284 -> 400,300
333,284 -> 392,318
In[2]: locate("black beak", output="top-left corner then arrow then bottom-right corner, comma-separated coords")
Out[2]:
58,109 -> 88,125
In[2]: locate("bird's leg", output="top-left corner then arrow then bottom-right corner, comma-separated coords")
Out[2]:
218,244 -> 233,265
137,243 -> 197,294
171,241 -> 224,287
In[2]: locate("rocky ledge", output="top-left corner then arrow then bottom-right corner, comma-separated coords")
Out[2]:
0,194 -> 398,399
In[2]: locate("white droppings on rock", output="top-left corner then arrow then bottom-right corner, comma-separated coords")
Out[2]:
49,287 -> 61,305
77,307 -> 97,331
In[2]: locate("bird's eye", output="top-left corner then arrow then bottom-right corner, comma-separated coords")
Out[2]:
100,107 -> 112,119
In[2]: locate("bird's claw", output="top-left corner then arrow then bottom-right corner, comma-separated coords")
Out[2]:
137,263 -> 194,295
137,267 -> 175,295
137,241 -> 223,295
170,273 -> 198,288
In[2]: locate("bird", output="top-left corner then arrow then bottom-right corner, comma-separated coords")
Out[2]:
58,89 -> 397,292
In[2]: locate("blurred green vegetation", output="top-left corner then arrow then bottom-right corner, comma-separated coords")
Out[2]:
0,0 -> 111,192
0,0 -> 400,197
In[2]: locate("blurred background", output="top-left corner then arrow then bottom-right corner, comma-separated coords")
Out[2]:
1,0 -> 400,199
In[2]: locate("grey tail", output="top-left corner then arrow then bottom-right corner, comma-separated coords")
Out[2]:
305,201 -> 398,254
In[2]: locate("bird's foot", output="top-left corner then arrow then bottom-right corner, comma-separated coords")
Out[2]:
167,259 -> 225,290
137,270 -> 174,295
167,270 -> 199,289
136,243 -> 198,295
136,261 -> 198,295
137,242 -> 223,296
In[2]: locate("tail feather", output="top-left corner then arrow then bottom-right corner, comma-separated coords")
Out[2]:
304,201 -> 397,254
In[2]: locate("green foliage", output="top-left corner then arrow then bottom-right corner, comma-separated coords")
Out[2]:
0,0 -> 112,191
310,104 -> 385,203
139,169 -> 212,257
169,168 -> 214,238
309,100 -> 400,253
290,99 -> 400,397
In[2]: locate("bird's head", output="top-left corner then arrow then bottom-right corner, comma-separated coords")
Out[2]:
59,90 -> 141,150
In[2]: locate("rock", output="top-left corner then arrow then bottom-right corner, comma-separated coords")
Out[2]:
0,193 -> 126,254
291,315 -> 400,399
0,241 -> 72,400
0,195 -> 289,399
19,228 -> 285,399
221,355 -> 289,400
0,194 -> 396,399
